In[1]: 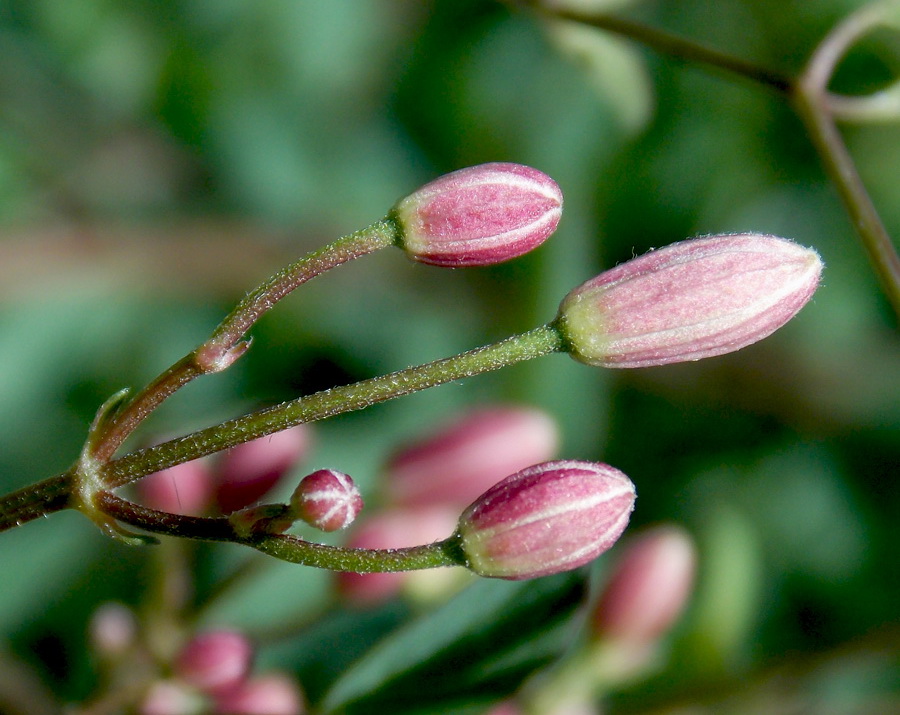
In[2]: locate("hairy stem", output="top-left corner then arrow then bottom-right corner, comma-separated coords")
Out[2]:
103,324 -> 565,488
96,492 -> 467,573
91,219 -> 400,463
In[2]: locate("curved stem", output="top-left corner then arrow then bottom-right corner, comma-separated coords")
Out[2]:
521,0 -> 791,93
795,1 -> 900,318
95,492 -> 467,573
91,219 -> 400,463
103,324 -> 565,488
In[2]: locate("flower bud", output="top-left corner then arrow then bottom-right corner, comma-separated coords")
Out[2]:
556,234 -> 822,368
216,425 -> 311,514
336,506 -> 460,606
290,469 -> 363,532
137,458 -> 214,516
89,602 -> 137,657
212,673 -> 305,715
385,406 -> 559,509
458,461 -> 636,580
391,163 -> 563,267
592,525 -> 696,645
175,630 -> 253,695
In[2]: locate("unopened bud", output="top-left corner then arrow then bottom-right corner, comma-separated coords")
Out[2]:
458,461 -> 635,580
174,630 -> 253,696
290,469 -> 363,532
212,673 -> 305,715
137,459 -> 214,516
89,602 -> 137,657
592,525 -> 696,645
216,426 -> 311,514
556,234 -> 822,368
391,163 -> 563,267
385,406 -> 559,508
336,506 -> 459,605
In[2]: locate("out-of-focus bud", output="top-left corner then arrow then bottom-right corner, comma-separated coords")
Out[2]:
216,426 -> 311,514
458,461 -> 635,580
290,469 -> 363,532
212,673 -> 305,715
89,601 -> 138,658
175,630 -> 253,696
139,681 -> 205,715
336,506 -> 460,606
556,234 -> 822,368
592,525 -> 696,645
385,406 -> 559,509
136,459 -> 214,516
391,162 -> 563,267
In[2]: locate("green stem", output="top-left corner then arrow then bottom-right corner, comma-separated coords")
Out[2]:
794,1 -> 900,318
521,1 -> 791,93
91,219 -> 400,463
95,492 -> 467,573
103,324 -> 566,488
0,472 -> 73,532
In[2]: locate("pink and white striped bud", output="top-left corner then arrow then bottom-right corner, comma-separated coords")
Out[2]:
458,461 -> 636,580
592,525 -> 696,645
216,425 -> 311,514
290,469 -> 363,532
336,506 -> 460,606
391,163 -> 563,267
556,234 -> 822,368
212,673 -> 305,715
137,458 -> 214,516
174,630 -> 253,696
385,406 -> 559,509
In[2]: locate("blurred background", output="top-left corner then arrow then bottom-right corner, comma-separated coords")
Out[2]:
0,0 -> 898,712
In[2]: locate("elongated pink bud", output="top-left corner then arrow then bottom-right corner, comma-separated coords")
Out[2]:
174,630 -> 253,695
391,163 -> 563,267
592,525 -> 696,644
212,673 -> 305,715
556,234 -> 822,368
385,406 -> 559,508
290,469 -> 363,532
458,461 -> 636,580
216,425 -> 311,514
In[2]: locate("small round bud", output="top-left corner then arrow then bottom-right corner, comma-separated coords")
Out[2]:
89,602 -> 137,657
458,461 -> 636,580
592,525 -> 696,644
290,469 -> 363,532
391,163 -> 563,267
556,234 -> 822,368
175,630 -> 253,695
216,426 -> 311,514
212,673 -> 305,715
139,681 -> 205,715
385,406 -> 559,509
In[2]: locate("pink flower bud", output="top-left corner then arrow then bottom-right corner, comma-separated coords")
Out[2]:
385,406 -> 559,509
290,469 -> 363,532
391,163 -> 563,267
216,425 -> 311,514
175,630 -> 253,695
458,461 -> 635,580
556,234 -> 822,368
137,459 -> 214,516
212,673 -> 305,715
139,681 -> 205,715
592,525 -> 696,645
336,506 -> 459,606
89,602 -> 137,657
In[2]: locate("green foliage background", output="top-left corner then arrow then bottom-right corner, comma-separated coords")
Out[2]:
0,0 -> 897,712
